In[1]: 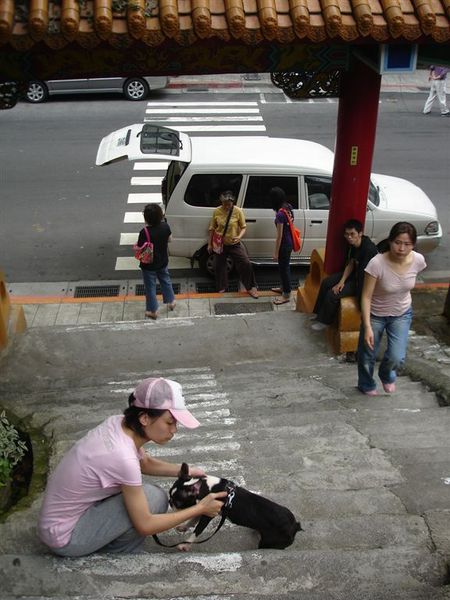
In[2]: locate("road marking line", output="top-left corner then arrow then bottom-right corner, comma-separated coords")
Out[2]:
144,116 -> 264,122
130,176 -> 163,186
145,108 -> 260,114
115,255 -> 192,270
127,193 -> 161,204
124,211 -> 145,223
143,123 -> 266,132
155,441 -> 239,456
120,233 -> 138,245
115,257 -> 139,270
133,162 -> 169,171
146,101 -> 258,106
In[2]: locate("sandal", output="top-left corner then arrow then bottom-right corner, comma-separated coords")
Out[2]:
271,287 -> 282,294
247,288 -> 259,299
273,297 -> 290,305
145,311 -> 158,320
168,302 -> 176,311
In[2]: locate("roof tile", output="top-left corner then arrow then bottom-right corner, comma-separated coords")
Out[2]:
1,0 -> 449,49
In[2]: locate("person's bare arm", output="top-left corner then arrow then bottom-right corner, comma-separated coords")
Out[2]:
360,273 -> 377,350
331,259 -> 355,294
121,485 -> 226,536
140,454 -> 204,478
273,222 -> 283,260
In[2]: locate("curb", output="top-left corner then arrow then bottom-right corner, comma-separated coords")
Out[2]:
9,290 -> 277,305
9,282 -> 447,305
166,81 -> 242,89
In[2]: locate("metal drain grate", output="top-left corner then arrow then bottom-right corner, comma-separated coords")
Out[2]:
135,283 -> 181,296
256,280 -> 299,291
196,280 -> 298,294
214,302 -> 273,315
195,281 -> 239,293
74,285 -> 120,298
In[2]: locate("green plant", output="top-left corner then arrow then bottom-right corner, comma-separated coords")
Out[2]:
0,411 -> 27,488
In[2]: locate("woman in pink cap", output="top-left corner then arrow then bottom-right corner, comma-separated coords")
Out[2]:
38,377 -> 226,556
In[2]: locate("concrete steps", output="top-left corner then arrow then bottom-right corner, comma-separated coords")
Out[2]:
0,312 -> 449,598
0,548 -> 447,598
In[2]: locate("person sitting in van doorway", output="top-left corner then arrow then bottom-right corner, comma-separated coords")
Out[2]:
311,219 -> 378,331
270,186 -> 294,305
208,190 -> 258,298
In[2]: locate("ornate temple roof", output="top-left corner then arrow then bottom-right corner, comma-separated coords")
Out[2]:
1,0 -> 449,51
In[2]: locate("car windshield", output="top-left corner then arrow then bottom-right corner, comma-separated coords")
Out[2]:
368,180 -> 380,207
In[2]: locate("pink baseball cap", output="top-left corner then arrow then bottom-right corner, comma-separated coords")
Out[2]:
133,377 -> 200,429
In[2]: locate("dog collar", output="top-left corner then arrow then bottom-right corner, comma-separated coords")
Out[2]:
223,481 -> 236,511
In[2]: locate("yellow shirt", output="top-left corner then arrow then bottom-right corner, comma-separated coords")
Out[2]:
209,206 -> 246,246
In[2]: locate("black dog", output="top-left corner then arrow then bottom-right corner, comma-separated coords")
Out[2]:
168,462 -> 302,550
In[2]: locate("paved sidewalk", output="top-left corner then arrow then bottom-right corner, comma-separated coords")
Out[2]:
11,290 -> 294,328
165,70 -> 432,93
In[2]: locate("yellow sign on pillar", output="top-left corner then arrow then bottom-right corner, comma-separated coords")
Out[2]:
350,146 -> 358,165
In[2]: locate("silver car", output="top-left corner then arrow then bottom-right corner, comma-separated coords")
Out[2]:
25,76 -> 168,103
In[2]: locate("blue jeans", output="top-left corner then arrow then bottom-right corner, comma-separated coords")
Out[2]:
141,266 -> 175,313
357,307 -> 413,393
278,245 -> 292,297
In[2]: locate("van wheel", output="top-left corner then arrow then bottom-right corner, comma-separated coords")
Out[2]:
198,249 -> 234,277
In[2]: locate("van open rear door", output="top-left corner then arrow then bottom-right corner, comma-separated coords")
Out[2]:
96,124 -> 191,166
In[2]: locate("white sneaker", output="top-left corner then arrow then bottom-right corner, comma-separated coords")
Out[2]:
311,322 -> 327,331
309,313 -> 318,321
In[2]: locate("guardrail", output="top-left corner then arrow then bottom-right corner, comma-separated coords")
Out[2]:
0,271 -> 26,351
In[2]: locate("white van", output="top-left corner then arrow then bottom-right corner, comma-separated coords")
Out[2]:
97,124 -> 442,273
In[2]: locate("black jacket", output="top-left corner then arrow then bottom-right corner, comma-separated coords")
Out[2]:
137,221 -> 171,271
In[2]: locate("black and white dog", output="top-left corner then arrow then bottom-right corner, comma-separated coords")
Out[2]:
168,462 -> 302,551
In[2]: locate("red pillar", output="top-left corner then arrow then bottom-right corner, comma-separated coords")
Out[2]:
324,58 -> 381,274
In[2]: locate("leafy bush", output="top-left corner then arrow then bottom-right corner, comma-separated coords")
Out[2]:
0,411 -> 27,487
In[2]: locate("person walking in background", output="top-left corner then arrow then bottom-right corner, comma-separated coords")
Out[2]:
311,219 -> 378,331
138,204 -> 176,320
208,190 -> 258,298
270,187 -> 294,305
423,65 -> 449,116
357,222 -> 426,396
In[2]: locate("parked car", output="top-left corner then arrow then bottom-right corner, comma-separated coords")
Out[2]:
25,76 -> 168,103
96,124 -> 442,274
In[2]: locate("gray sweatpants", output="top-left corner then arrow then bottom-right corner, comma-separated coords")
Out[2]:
51,483 -> 168,557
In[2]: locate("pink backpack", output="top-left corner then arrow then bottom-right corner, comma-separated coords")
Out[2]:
133,227 -> 154,264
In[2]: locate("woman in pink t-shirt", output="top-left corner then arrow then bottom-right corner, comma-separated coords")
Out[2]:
38,377 -> 227,556
357,222 -> 426,396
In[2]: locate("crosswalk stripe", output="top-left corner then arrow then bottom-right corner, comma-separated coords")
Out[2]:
146,108 -> 260,114
115,257 -> 139,270
115,256 -> 192,270
124,211 -> 145,223
143,123 -> 266,132
144,116 -> 264,122
120,233 -> 138,245
147,101 -> 258,106
133,162 -> 168,170
131,176 -> 164,186
127,193 -> 161,204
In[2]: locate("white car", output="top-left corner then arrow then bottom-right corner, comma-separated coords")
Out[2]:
26,76 -> 168,103
97,124 -> 442,273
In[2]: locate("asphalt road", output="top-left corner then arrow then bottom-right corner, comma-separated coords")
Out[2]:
0,87 -> 448,284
